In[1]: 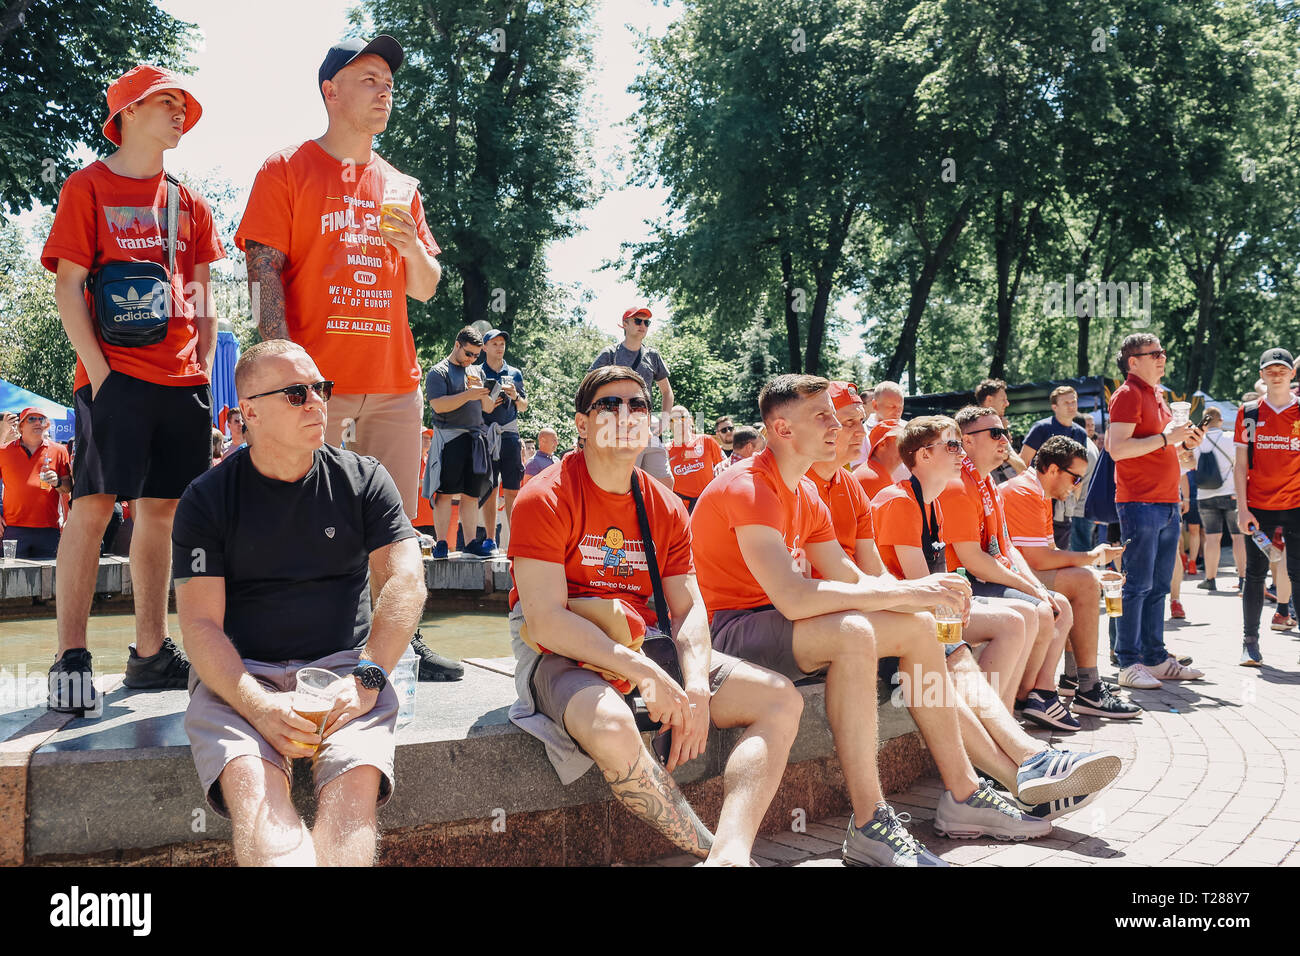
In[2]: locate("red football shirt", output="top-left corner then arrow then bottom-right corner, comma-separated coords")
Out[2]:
1109,373 -> 1178,503
853,461 -> 894,503
1000,469 -> 1054,549
235,142 -> 440,394
0,439 -> 71,528
806,464 -> 874,561
667,434 -> 725,500
939,458 -> 1015,572
690,448 -> 835,620
1234,396 -> 1300,511
870,479 -> 939,580
41,162 -> 226,391
507,452 -> 693,629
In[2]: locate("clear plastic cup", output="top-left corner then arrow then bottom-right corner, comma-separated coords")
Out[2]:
1102,577 -> 1123,617
2,540 -> 15,564
380,173 -> 420,234
1170,402 -> 1191,427
935,605 -> 963,644
292,667 -> 341,755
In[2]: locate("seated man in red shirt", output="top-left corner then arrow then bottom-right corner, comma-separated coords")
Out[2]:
0,409 -> 72,559
508,367 -> 802,866
817,394 -> 1118,821
665,404 -> 725,512
1001,436 -> 1141,719
944,406 -> 1075,731
694,376 -> 1052,864
853,419 -> 906,502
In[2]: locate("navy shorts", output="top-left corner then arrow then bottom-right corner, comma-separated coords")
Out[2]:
1,525 -> 60,559
495,431 -> 524,491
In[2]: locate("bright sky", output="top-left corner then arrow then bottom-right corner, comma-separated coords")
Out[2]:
40,0 -> 865,359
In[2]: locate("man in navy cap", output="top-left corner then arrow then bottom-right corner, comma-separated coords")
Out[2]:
237,35 -> 455,680
477,329 -> 527,550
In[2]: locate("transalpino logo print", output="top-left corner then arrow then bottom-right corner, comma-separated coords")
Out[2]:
102,205 -> 189,253
49,886 -> 151,936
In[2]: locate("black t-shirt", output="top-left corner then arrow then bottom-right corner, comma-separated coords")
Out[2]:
171,444 -> 415,662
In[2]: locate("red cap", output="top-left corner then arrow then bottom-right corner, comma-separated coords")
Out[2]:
868,418 -> 904,451
18,407 -> 47,424
828,381 -> 863,411
622,307 -> 652,321
102,65 -> 202,146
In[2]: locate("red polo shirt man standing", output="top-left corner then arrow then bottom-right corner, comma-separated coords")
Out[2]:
0,409 -> 72,559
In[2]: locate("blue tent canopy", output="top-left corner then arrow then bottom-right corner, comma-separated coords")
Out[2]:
211,329 -> 240,429
0,378 -> 75,442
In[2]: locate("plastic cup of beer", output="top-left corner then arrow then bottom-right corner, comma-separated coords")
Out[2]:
2,540 -> 15,564
934,605 -> 963,644
380,174 -> 420,234
1169,402 -> 1191,427
419,535 -> 434,559
292,667 -> 340,755
1102,578 -> 1123,617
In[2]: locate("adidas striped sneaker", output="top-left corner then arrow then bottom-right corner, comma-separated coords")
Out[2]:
1015,749 -> 1121,805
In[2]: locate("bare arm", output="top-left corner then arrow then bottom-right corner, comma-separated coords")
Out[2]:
1019,445 -> 1038,469
853,539 -> 885,577
951,539 -> 1049,599
53,260 -> 110,392
364,537 -> 427,674
245,240 -> 289,341
429,388 -> 491,414
192,261 -> 218,378
658,377 -> 674,415
1005,449 -> 1028,474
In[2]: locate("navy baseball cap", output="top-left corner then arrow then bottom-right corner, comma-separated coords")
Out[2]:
319,35 -> 404,90
1259,347 -> 1295,370
484,329 -> 509,343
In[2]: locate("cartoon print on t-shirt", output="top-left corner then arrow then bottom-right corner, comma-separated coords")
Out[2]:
598,526 -> 634,577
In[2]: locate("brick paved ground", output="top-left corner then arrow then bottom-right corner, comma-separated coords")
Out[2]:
648,570 -> 1300,867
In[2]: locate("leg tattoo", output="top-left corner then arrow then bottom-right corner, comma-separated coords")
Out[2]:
603,746 -> 714,857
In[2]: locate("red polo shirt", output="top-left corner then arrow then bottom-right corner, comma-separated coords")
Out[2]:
0,438 -> 70,528
806,464 -> 874,562
1109,372 -> 1178,503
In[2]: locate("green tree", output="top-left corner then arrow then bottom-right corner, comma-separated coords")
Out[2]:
0,214 -> 75,404
354,0 -> 601,351
0,0 -> 197,213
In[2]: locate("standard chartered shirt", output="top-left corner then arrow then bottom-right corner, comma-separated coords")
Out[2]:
426,359 -> 485,429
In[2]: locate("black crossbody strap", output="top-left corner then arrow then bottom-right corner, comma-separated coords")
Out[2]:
631,470 -> 672,638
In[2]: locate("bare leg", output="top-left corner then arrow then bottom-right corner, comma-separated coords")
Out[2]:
1232,534 -> 1246,581
432,494 -> 454,544
503,487 -> 519,522
1043,568 -> 1098,668
1203,529 -> 1223,582
312,765 -> 382,866
1018,601 -> 1066,698
481,483 -> 499,540
459,498 -> 481,546
791,611 -> 884,819
962,603 -> 1028,710
705,663 -> 803,865
876,610 -> 978,802
948,651 -> 1041,763
1171,551 -> 1184,601
130,497 -> 179,657
220,755 -> 315,867
565,684 -> 713,857
54,493 -> 117,654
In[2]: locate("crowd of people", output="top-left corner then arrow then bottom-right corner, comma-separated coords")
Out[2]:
5,35 -> 1298,868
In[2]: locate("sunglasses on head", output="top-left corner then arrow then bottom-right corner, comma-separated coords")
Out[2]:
246,380 -> 334,406
587,395 -> 651,415
628,316 -> 651,327
965,425 -> 1010,440
924,439 -> 965,456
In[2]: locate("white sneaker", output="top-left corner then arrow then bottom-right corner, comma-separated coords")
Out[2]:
1147,657 -> 1204,680
1118,663 -> 1162,689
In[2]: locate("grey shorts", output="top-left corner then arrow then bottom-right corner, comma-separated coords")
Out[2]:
711,605 -> 827,683
1199,495 -> 1239,535
532,633 -> 738,733
184,647 -> 397,819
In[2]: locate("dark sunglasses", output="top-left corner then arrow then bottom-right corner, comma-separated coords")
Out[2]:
924,439 -> 965,455
718,425 -> 734,433
1133,348 -> 1167,360
1063,468 -> 1086,486
965,425 -> 1010,440
587,396 -> 651,415
246,380 -> 334,406
629,317 -> 651,327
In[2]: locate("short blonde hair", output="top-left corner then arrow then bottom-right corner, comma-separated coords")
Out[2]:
234,340 -> 310,399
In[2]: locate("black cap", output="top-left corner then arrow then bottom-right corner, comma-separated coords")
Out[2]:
1259,347 -> 1296,370
319,35 -> 404,90
484,329 -> 509,343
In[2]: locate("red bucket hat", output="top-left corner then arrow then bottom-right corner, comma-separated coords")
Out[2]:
102,65 -> 202,146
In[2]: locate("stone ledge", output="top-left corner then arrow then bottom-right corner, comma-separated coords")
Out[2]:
9,660 -> 925,865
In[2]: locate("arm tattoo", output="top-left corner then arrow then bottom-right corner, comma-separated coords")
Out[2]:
602,746 -> 714,858
245,240 -> 290,342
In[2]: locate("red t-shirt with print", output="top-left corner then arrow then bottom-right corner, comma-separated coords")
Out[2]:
1109,372 -> 1179,503
667,434 -> 725,500
507,452 -> 693,629
690,449 -> 836,620
235,141 -> 441,395
0,439 -> 71,528
41,162 -> 226,391
939,458 -> 1015,572
1234,396 -> 1300,511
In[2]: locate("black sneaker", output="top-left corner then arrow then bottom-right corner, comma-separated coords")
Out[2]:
1073,682 -> 1143,719
1196,579 -> 1216,591
1240,642 -> 1263,667
123,636 -> 191,689
1057,673 -> 1079,698
411,632 -> 464,681
48,648 -> 97,713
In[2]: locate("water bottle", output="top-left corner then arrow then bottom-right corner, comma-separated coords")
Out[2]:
1251,529 -> 1283,563
394,644 -> 418,729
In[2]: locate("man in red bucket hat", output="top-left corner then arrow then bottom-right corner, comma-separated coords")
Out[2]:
40,64 -> 225,713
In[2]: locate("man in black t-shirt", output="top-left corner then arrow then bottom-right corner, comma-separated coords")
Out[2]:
172,340 -> 426,867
